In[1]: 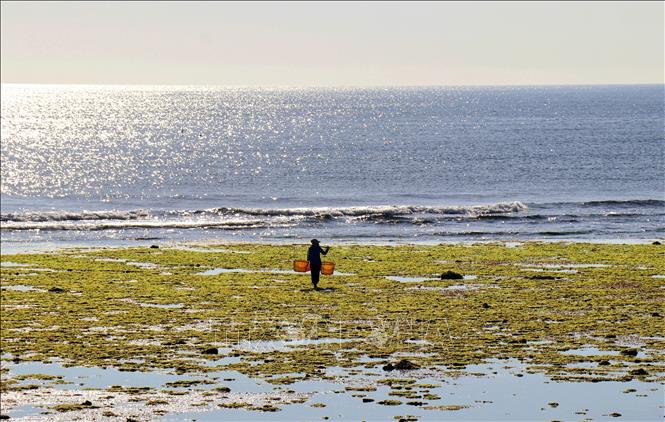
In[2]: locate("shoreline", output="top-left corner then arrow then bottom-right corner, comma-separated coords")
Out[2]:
1,236 -> 662,255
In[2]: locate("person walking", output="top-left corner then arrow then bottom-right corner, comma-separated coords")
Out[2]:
307,239 -> 329,290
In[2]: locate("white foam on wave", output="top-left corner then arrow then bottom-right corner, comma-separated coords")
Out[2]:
210,201 -> 528,217
1,210 -> 149,222
0,218 -> 291,231
0,202 -> 528,231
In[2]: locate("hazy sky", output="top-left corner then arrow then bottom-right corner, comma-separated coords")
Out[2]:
1,1 -> 663,86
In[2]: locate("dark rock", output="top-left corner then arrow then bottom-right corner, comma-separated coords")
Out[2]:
202,347 -> 218,355
606,334 -> 617,339
599,360 -> 611,366
609,413 -> 622,417
362,398 -> 374,403
482,303 -> 490,309
382,363 -> 395,371
441,270 -> 463,280
629,368 -> 648,376
548,402 -> 559,408
530,275 -> 557,280
0,415 -> 9,420
174,339 -> 187,345
652,241 -> 661,245
620,349 -> 638,357
406,401 -> 426,406
394,359 -> 419,370
81,400 -> 92,406
215,386 -> 231,393
150,245 -> 159,249
651,312 -> 660,317
48,287 -> 66,293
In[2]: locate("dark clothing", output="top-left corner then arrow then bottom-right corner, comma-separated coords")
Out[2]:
307,244 -> 328,288
307,245 -> 327,265
310,262 -> 321,287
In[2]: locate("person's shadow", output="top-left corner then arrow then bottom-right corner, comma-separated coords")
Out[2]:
302,287 -> 337,293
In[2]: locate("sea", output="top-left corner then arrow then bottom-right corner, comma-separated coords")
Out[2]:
1,84 -> 663,253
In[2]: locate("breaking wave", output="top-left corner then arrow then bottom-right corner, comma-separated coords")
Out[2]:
1,201 -> 528,228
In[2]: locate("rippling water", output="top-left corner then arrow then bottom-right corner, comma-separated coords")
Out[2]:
1,84 -> 663,251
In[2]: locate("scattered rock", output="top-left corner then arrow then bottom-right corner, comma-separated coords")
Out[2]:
530,275 -> 558,280
48,287 -> 66,293
383,359 -> 420,371
548,402 -> 559,408
620,349 -> 638,357
599,360 -> 611,366
629,368 -> 648,376
202,347 -> 218,355
378,399 -> 402,406
609,412 -> 622,417
150,245 -> 159,249
652,241 -> 661,245
395,359 -> 419,370
214,386 -> 231,393
441,271 -> 463,280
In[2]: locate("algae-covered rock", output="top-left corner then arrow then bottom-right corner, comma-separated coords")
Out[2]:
378,399 -> 402,406
440,270 -> 463,280
383,359 -> 419,371
620,349 -> 638,357
48,287 -> 66,293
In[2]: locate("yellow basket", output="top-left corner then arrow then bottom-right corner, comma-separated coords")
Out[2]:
321,261 -> 335,275
293,260 -> 310,272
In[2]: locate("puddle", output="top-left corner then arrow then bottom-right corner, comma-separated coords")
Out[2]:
559,346 -> 648,358
234,338 -> 360,353
116,298 -> 184,309
386,276 -> 436,283
405,284 -> 486,293
521,268 -> 578,273
0,262 -> 32,267
386,275 -> 477,283
126,261 -> 162,270
198,268 -> 354,276
1,359 -> 307,420
0,284 -> 46,292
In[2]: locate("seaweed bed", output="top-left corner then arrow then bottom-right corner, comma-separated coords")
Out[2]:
1,242 -> 664,420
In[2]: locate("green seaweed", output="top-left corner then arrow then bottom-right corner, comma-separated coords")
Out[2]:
1,242 -> 663,388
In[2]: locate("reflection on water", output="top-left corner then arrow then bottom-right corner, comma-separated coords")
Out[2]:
2,356 -> 663,421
